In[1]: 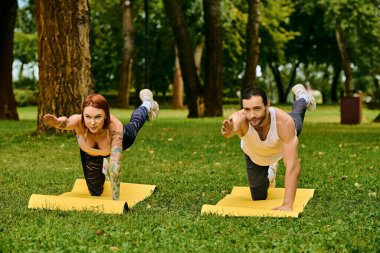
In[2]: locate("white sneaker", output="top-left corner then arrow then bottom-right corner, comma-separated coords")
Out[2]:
139,89 -> 159,120
291,84 -> 316,112
268,162 -> 278,188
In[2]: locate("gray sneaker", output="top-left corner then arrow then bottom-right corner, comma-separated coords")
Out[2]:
292,84 -> 316,112
139,89 -> 159,120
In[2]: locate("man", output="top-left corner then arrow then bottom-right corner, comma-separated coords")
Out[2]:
221,84 -> 316,211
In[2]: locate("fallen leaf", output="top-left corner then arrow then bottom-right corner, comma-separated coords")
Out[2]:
368,192 -> 376,197
96,229 -> 104,236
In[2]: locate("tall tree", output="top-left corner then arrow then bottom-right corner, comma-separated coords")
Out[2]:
172,47 -> 184,109
35,0 -> 93,132
118,0 -> 134,108
242,0 -> 260,91
0,0 -> 19,120
203,0 -> 223,117
172,43 -> 202,109
163,0 -> 202,117
335,24 -> 354,96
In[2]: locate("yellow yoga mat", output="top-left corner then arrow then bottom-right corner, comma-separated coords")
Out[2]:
28,179 -> 156,214
201,187 -> 315,218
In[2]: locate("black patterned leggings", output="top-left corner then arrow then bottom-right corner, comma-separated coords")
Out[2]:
80,106 -> 148,196
245,99 -> 307,200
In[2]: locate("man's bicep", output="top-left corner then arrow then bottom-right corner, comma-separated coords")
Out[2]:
282,136 -> 299,169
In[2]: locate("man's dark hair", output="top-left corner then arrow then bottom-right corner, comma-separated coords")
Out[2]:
242,86 -> 268,106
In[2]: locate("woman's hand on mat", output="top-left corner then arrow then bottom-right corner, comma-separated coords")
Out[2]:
43,114 -> 58,127
272,205 -> 293,211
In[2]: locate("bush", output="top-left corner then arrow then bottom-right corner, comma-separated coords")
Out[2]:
14,89 -> 38,107
13,77 -> 38,90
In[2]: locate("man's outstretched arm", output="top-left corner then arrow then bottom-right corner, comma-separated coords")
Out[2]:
221,111 -> 246,138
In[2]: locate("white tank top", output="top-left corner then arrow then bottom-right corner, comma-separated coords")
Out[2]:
240,107 -> 282,166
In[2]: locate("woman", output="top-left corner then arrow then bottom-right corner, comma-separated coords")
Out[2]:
42,89 -> 159,200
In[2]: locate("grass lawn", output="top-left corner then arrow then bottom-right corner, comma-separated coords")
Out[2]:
0,105 -> 379,252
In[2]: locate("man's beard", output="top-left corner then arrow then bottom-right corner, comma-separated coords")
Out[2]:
249,116 -> 266,128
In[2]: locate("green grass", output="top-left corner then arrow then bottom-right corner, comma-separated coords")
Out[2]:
1,106 -> 379,252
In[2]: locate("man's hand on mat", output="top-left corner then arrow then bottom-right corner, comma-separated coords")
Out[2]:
272,205 -> 292,211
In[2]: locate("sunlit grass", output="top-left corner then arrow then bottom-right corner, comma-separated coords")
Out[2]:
1,105 -> 379,252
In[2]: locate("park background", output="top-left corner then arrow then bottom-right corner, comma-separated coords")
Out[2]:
1,0 -> 379,252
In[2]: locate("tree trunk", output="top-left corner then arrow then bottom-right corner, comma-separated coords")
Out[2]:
118,0 -> 134,108
335,25 -> 354,97
194,43 -> 203,76
172,47 -> 183,109
0,0 -> 19,120
284,61 -> 301,97
19,62 -> 24,80
242,0 -> 260,91
268,61 -> 285,103
172,43 -> 203,109
163,0 -> 202,118
331,62 -> 341,103
35,0 -> 93,132
203,0 -> 223,117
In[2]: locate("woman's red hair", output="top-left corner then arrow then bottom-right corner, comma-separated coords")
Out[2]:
81,94 -> 111,129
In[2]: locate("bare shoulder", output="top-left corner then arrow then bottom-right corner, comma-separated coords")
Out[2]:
67,114 -> 82,128
69,114 -> 82,122
65,114 -> 83,133
109,114 -> 123,131
274,108 -> 296,142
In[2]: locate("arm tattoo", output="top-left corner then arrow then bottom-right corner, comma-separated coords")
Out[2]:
111,130 -> 123,146
57,118 -> 68,129
109,130 -> 123,201
111,147 -> 122,156
109,134 -> 122,200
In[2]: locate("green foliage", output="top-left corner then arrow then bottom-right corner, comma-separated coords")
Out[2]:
260,0 -> 299,63
0,106 -> 379,251
15,1 -> 36,34
318,0 -> 380,82
286,0 -> 339,66
221,0 -> 247,91
13,76 -> 38,90
221,0 -> 298,94
90,0 -> 177,94
90,0 -> 123,92
13,89 -> 38,107
14,0 -> 379,103
132,0 -> 176,94
13,31 -> 37,64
